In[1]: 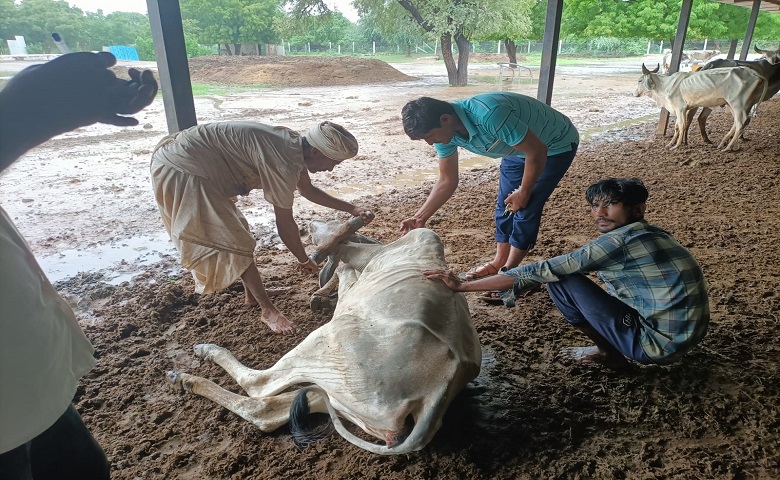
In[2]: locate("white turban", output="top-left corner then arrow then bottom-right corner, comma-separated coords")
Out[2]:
305,121 -> 359,161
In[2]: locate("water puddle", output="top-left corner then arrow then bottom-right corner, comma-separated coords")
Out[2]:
39,231 -> 178,284
581,114 -> 657,142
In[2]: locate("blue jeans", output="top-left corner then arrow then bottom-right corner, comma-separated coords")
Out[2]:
494,143 -> 577,250
0,405 -> 109,480
546,274 -> 653,364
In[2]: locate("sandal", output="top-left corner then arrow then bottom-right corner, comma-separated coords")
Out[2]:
478,290 -> 506,306
458,262 -> 499,281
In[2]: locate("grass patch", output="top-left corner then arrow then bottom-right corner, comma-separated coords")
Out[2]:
191,83 -> 272,96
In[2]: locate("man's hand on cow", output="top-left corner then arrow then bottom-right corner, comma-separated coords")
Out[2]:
400,216 -> 426,234
504,187 -> 531,214
296,258 -> 320,275
352,207 -> 375,224
421,269 -> 462,291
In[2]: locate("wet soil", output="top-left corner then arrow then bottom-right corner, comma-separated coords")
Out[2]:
2,55 -> 779,479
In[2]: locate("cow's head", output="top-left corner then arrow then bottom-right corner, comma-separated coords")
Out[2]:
307,218 -> 382,287
634,63 -> 660,97
755,45 -> 780,64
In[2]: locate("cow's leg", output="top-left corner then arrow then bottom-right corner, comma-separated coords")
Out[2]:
167,370 -> 308,431
666,120 -> 679,148
193,344 -> 263,392
669,117 -> 684,150
685,108 -> 698,143
311,267 -> 340,312
680,113 -> 689,146
696,108 -> 713,144
721,107 -> 748,151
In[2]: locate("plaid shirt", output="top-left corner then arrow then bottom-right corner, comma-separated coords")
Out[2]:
501,221 -> 710,362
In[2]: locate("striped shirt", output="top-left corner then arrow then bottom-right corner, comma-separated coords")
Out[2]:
500,221 -> 710,362
433,92 -> 579,159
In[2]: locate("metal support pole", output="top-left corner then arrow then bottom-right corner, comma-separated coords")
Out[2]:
536,0 -> 563,106
146,0 -> 197,134
740,0 -> 762,61
657,0 -> 692,137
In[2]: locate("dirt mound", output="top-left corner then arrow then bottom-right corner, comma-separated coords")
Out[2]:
187,55 -> 416,87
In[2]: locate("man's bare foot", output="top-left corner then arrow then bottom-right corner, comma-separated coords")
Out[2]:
261,308 -> 297,335
560,345 -> 631,371
244,287 -> 291,306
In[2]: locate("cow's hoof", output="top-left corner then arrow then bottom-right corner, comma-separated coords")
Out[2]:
310,294 -> 337,313
193,343 -> 222,361
167,370 -> 186,392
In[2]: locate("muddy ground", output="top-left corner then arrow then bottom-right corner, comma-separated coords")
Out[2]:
2,55 -> 779,479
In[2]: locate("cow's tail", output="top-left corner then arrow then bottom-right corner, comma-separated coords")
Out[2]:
290,385 -> 449,455
289,387 -> 334,447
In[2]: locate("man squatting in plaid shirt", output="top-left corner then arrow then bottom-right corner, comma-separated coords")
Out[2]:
422,177 -> 710,370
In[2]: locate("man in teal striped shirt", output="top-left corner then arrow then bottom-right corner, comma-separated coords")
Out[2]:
423,178 -> 710,370
401,92 -> 579,283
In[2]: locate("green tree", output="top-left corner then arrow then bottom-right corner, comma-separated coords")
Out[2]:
80,11 -> 151,51
181,0 -> 282,55
0,0 -> 18,52
14,0 -> 84,53
471,0 -> 534,64
354,0 -> 525,86
355,4 -> 431,56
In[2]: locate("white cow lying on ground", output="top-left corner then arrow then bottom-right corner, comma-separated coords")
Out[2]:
167,219 -> 482,454
634,63 -> 767,151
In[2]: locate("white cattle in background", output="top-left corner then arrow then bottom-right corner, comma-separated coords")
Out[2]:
634,63 -> 767,151
688,58 -> 780,144
167,220 -> 482,455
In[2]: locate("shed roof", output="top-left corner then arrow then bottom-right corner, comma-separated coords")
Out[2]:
710,0 -> 780,13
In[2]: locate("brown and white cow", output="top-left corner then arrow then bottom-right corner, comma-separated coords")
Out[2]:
687,58 -> 780,144
754,45 -> 780,64
634,63 -> 767,151
167,220 -> 482,454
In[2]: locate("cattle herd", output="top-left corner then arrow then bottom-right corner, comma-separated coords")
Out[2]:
637,45 -> 780,151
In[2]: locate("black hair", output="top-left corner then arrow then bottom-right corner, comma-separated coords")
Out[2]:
401,97 -> 455,139
585,177 -> 648,207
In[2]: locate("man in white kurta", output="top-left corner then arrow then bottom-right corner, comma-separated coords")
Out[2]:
1,52 -> 157,479
150,121 -> 373,334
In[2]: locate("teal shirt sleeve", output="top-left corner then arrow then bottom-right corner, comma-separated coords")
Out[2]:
499,233 -> 626,292
434,142 -> 457,158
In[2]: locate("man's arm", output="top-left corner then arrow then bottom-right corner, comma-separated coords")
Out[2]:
0,52 -> 157,171
400,152 -> 459,233
273,205 -> 310,264
296,169 -> 374,222
424,234 -> 624,294
504,130 -> 547,212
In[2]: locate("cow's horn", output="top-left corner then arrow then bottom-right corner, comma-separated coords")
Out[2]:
641,63 -> 650,75
755,45 -> 768,54
650,63 -> 660,73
